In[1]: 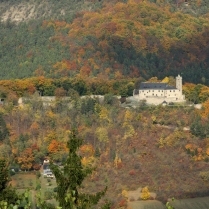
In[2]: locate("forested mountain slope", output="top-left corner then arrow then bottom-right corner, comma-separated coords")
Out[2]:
1,0 -> 209,84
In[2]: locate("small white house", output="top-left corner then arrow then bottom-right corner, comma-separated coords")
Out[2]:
43,159 -> 54,178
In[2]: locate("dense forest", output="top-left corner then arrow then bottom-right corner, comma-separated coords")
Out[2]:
1,0 -> 209,84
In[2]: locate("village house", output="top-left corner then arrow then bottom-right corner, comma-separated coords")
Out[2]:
43,159 -> 54,178
133,75 -> 185,105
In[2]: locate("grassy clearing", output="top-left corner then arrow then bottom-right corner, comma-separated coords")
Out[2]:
40,174 -> 57,196
11,172 -> 37,190
128,200 -> 166,209
172,196 -> 209,209
128,197 -> 209,209
11,171 -> 58,207
39,170 -> 58,206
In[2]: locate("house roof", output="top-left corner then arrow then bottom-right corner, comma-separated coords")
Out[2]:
139,82 -> 176,90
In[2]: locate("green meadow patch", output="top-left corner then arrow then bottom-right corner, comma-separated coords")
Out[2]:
172,196 -> 209,209
11,172 -> 37,190
128,197 -> 209,209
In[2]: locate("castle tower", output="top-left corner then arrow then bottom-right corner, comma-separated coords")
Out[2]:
176,74 -> 182,93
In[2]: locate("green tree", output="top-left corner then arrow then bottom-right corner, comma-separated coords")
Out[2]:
190,116 -> 205,138
0,158 -> 19,206
0,113 -> 9,142
80,97 -> 96,115
0,158 -> 9,192
50,129 -> 110,209
72,79 -> 87,96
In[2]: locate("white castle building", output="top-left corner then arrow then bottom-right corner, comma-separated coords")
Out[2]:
133,75 -> 185,105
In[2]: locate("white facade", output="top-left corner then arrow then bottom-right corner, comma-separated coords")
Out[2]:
133,75 -> 185,105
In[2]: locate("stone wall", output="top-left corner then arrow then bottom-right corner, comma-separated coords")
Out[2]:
145,96 -> 185,105
132,94 -> 185,105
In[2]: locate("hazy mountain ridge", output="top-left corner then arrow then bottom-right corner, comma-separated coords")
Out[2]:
0,0 -> 57,23
0,0 -> 102,23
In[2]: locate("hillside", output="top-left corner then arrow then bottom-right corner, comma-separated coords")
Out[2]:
1,94 -> 209,207
1,0 -> 209,83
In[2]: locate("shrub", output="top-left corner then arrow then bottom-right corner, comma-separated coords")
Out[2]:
134,163 -> 140,169
199,171 -> 209,181
129,169 -> 136,176
9,170 -> 15,176
29,180 -> 33,187
10,164 -> 20,173
36,183 -> 41,190
36,171 -> 41,179
44,190 -> 54,200
43,203 -> 56,209
118,199 -> 127,207
33,163 -> 41,170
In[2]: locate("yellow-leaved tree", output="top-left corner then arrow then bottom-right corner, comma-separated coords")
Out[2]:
114,153 -> 122,169
141,186 -> 150,200
80,144 -> 96,167
123,110 -> 135,140
96,127 -> 109,150
161,77 -> 169,83
122,189 -> 128,199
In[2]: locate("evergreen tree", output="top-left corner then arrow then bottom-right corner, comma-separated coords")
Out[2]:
0,158 -> 8,192
190,116 -> 205,139
0,113 -> 9,142
50,129 -> 110,209
0,158 -> 19,206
